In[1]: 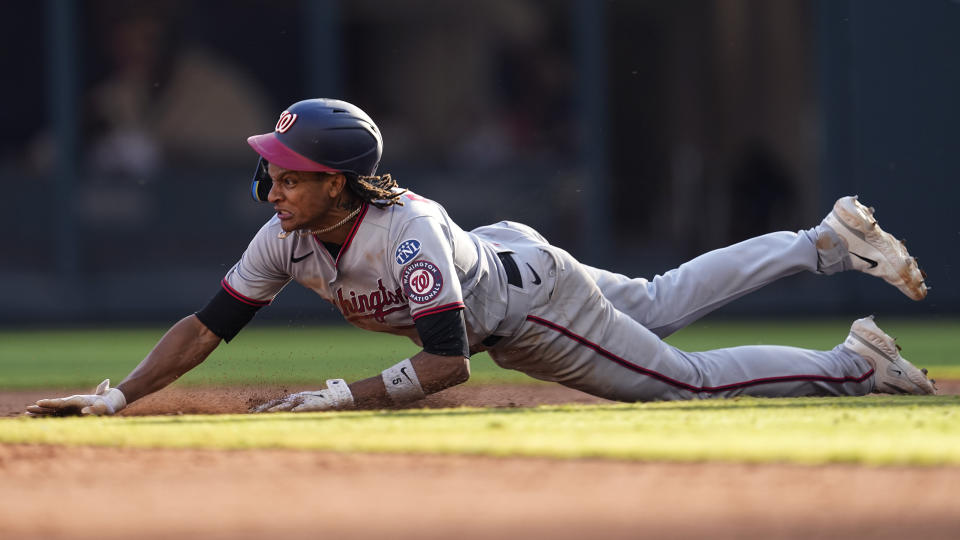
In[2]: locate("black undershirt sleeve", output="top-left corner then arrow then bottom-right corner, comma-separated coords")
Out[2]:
414,308 -> 470,357
195,287 -> 264,343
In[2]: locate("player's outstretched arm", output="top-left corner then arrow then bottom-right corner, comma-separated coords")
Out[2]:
115,314 -> 222,404
252,351 -> 470,413
26,314 -> 222,416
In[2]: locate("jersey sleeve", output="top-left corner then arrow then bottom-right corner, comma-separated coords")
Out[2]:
393,216 -> 465,320
222,219 -> 293,305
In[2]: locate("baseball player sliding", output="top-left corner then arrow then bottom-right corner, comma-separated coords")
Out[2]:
27,98 -> 934,417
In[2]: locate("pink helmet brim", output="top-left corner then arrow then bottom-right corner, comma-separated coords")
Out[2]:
246,133 -> 340,173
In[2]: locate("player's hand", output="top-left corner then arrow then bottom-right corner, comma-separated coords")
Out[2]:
252,390 -> 339,413
25,379 -> 127,417
251,379 -> 354,413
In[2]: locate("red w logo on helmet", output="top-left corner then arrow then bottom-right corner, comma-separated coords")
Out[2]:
275,111 -> 298,133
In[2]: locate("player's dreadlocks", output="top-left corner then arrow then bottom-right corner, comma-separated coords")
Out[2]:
346,173 -> 407,209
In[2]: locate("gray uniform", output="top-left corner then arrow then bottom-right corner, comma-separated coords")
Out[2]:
224,190 -> 873,402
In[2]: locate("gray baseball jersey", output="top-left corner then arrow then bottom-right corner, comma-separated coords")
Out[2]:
223,190 -> 875,401
223,191 -> 512,347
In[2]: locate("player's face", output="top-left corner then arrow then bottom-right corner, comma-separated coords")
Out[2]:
267,164 -> 340,232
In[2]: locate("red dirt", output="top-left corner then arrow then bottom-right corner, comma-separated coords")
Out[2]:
2,444 -> 959,539
3,383 -> 959,539
1,383 -> 615,417
4,380 -> 958,417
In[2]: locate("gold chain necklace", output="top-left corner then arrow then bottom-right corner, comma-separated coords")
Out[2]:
277,206 -> 362,239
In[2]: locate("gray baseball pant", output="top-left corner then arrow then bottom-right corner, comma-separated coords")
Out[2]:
488,227 -> 875,401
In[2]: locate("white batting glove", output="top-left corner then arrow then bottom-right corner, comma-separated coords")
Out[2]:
25,379 -> 127,417
251,379 -> 355,413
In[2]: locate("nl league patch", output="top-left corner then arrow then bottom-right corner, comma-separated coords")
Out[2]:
402,260 -> 443,303
395,239 -> 421,265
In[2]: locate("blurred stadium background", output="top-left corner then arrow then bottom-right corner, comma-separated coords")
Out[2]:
1,0 -> 957,326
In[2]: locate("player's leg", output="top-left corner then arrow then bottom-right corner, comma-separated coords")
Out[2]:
497,297 -> 871,401
491,250 -> 933,401
587,195 -> 926,338
547,316 -> 934,401
583,227 -> 832,338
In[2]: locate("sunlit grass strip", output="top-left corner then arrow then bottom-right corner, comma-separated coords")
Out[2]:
3,395 -> 960,466
923,365 -> 960,379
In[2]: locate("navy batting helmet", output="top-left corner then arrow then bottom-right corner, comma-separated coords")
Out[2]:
247,98 -> 383,202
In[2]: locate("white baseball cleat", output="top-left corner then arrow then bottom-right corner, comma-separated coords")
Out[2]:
822,195 -> 927,300
843,316 -> 936,395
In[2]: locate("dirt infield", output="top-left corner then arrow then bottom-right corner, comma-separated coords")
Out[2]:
2,444 -> 960,539
3,384 -> 960,539
1,383 -> 615,417
4,380 -> 959,417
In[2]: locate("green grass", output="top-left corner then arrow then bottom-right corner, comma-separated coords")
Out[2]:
1,318 -> 958,389
0,325 -> 531,389
3,395 -> 959,466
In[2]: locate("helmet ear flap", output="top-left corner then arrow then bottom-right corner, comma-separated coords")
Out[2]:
250,157 -> 272,202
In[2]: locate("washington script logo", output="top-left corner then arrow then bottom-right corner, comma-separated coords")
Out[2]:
336,279 -> 407,322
